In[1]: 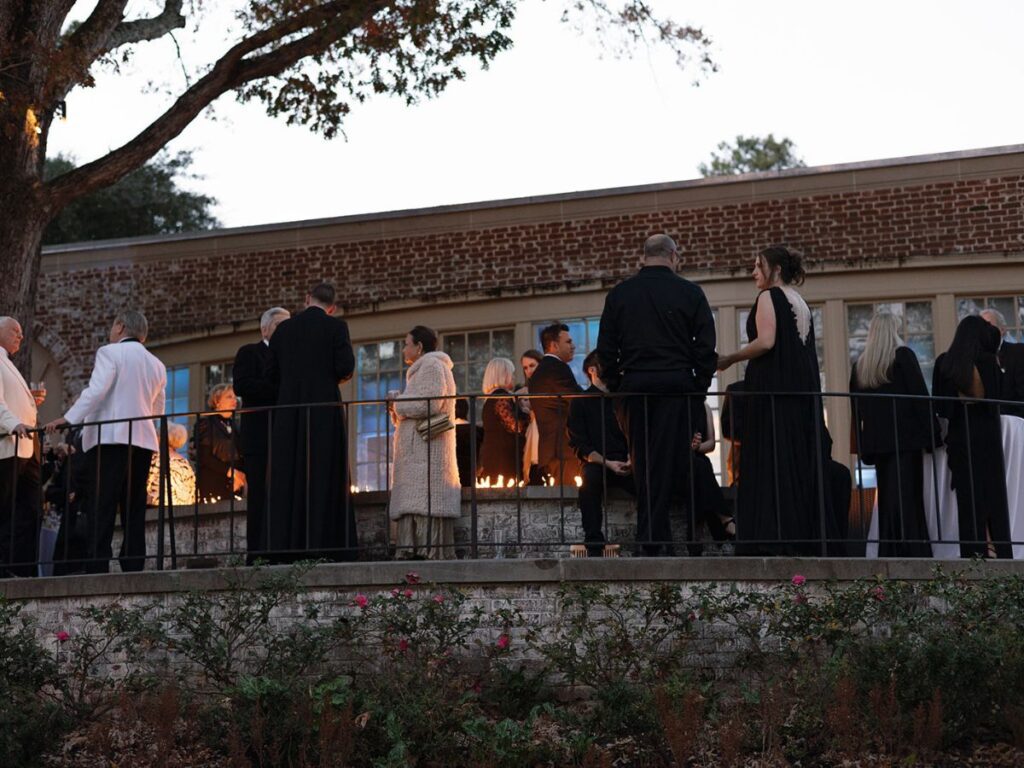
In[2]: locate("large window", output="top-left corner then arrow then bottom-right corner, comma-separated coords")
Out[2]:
957,294 -> 1024,342
353,340 -> 405,491
531,317 -> 600,388
847,301 -> 935,387
442,328 -> 515,393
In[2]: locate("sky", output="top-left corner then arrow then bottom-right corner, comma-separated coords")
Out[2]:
50,1 -> 1024,229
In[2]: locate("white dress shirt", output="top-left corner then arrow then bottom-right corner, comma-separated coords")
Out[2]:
65,340 -> 167,453
0,348 -> 37,460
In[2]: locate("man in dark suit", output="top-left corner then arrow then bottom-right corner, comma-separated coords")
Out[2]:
233,306 -> 289,563
528,322 -> 582,486
596,234 -> 717,556
568,351 -> 635,556
268,283 -> 356,562
981,308 -> 1024,416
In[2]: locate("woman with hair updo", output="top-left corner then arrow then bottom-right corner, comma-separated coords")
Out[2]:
933,315 -> 1011,558
718,245 -> 836,555
194,383 -> 245,502
478,357 -> 530,482
388,325 -> 461,559
850,312 -> 936,557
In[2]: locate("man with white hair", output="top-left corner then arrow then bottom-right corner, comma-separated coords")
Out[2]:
233,306 -> 290,562
980,307 -> 1024,414
0,317 -> 45,576
46,310 -> 166,573
596,234 -> 718,556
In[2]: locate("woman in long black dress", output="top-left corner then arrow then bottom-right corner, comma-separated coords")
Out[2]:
478,358 -> 530,483
932,315 -> 1011,558
717,245 -> 834,556
850,311 -> 936,557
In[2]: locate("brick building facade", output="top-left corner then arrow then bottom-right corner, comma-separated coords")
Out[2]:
34,145 -> 1024,486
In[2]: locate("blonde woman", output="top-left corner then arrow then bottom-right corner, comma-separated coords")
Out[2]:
194,384 -> 244,502
850,311 -> 935,557
388,326 -> 460,559
478,357 -> 530,482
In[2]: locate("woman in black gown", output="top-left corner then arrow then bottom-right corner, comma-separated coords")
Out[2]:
717,246 -> 835,556
932,316 -> 1011,558
194,383 -> 244,502
850,311 -> 936,557
478,358 -> 530,482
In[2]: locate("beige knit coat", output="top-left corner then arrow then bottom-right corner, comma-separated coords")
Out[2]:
389,351 -> 462,521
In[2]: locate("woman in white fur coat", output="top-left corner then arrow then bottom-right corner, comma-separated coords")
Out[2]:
388,326 -> 461,559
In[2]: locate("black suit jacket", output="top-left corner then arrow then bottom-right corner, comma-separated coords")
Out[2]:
596,265 -> 717,392
567,385 -> 628,464
999,341 -> 1024,415
233,340 -> 277,457
269,307 -> 355,406
528,355 -> 582,468
849,346 -> 938,463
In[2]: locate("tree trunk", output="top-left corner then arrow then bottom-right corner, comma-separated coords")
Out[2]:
0,124 -> 50,377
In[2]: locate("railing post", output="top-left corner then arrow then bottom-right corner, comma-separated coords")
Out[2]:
812,392 -> 828,556
469,394 -> 479,559
156,418 -> 165,571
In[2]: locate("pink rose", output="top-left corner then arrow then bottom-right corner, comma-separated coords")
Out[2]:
433,594 -> 444,604
793,593 -> 808,605
54,630 -> 70,642
405,572 -> 421,585
791,574 -> 806,587
872,586 -> 885,602
403,589 -> 414,598
353,594 -> 369,608
398,638 -> 409,652
496,634 -> 510,649
391,588 -> 400,597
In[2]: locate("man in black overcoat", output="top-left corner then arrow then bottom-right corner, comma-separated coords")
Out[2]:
596,234 -> 717,556
233,306 -> 290,562
528,322 -> 582,485
982,308 -> 1024,416
267,283 -> 356,562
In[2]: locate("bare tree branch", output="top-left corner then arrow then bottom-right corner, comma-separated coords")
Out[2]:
45,0 -> 380,209
107,0 -> 185,49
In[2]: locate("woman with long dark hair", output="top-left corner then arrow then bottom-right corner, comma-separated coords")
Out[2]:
933,315 -> 1011,558
850,311 -> 935,557
718,245 -> 835,555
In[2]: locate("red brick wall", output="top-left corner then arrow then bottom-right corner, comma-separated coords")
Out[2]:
36,174 -> 1024,396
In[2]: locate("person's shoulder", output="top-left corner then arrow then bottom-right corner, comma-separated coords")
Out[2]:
894,346 -> 919,365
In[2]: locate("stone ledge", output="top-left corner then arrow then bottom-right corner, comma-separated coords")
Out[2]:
3,557 -> 1021,601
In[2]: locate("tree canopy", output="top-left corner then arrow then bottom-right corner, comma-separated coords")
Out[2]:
699,134 -> 806,177
0,0 -> 714,370
42,151 -> 218,245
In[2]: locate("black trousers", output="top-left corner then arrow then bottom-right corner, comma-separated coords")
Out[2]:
618,373 -> 702,556
80,444 -> 153,573
0,451 -> 41,577
579,461 -> 636,555
874,452 -> 931,558
243,451 -> 267,564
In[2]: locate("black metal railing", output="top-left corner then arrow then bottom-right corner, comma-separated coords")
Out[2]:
1,389 -> 1022,577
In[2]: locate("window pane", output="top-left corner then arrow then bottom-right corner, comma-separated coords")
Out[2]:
958,297 -> 981,320
468,331 -> 490,362
905,302 -> 933,335
846,304 -> 873,338
379,341 -> 402,371
443,334 -> 465,362
492,329 -> 514,359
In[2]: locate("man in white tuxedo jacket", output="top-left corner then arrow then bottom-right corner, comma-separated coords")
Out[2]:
47,311 -> 166,573
0,317 -> 44,577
